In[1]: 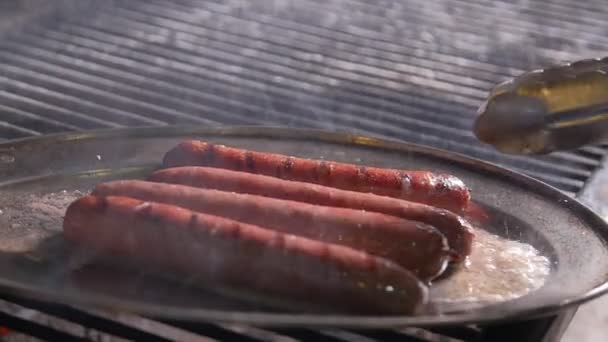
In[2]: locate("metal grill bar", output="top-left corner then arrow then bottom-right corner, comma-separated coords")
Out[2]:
181,0 -> 579,67
0,120 -> 40,139
0,311 -> 86,342
0,76 -> 166,127
314,330 -> 379,342
322,0 -> 605,54
347,329 -> 432,342
168,2 -> 522,78
468,0 -> 605,28
426,326 -> 482,341
161,320 -> 278,342
141,2 -> 492,100
268,328 -> 369,342
0,295 -> 173,342
0,49 -> 253,126
109,2 -> 487,121
133,0 -> 486,104
0,103 -> 83,133
1,67 -> 191,126
0,33 -> 313,127
0,91 -> 124,129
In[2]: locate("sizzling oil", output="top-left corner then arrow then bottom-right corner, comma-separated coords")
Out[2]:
431,228 -> 550,305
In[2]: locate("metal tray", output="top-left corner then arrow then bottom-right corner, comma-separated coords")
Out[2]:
0,125 -> 607,329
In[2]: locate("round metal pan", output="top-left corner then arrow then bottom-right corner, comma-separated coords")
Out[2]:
0,125 -> 607,328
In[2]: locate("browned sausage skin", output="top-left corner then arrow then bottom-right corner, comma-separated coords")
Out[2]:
92,180 -> 450,280
149,166 -> 474,260
161,141 -> 471,214
63,195 -> 428,314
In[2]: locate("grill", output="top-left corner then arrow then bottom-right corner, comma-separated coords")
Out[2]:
0,0 -> 607,341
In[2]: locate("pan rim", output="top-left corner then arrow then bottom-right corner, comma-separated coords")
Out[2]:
1,124 -> 607,328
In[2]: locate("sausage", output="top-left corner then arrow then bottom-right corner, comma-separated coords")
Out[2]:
92,180 -> 450,280
149,166 -> 474,259
161,140 -> 471,213
63,195 -> 428,314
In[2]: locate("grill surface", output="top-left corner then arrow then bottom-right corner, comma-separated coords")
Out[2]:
1,0 -> 608,341
1,0 -> 608,193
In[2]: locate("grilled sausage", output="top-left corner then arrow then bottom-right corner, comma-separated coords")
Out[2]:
93,180 -> 450,280
161,140 -> 471,213
149,166 -> 474,259
63,195 -> 428,314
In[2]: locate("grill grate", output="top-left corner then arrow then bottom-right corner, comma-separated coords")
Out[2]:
0,295 -> 479,342
1,0 -> 607,341
0,0 -> 607,192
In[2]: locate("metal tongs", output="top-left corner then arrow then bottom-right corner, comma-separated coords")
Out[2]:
474,58 -> 608,155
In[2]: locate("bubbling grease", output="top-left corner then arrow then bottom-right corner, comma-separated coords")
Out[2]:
431,228 -> 551,304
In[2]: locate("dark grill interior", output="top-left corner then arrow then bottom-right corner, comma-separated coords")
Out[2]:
1,0 -> 607,341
